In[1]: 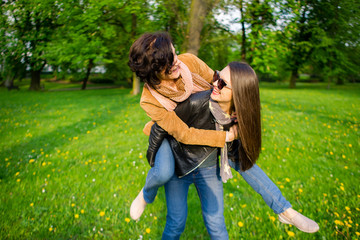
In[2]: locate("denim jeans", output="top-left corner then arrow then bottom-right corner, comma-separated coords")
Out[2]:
162,165 -> 228,240
143,138 -> 174,203
229,161 -> 292,214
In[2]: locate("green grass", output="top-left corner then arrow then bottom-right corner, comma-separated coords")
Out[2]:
0,82 -> 359,239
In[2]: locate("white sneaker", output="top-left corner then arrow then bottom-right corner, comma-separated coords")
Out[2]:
279,209 -> 319,233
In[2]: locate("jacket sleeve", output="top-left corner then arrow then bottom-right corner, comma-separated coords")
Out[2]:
140,87 -> 226,147
146,123 -> 168,167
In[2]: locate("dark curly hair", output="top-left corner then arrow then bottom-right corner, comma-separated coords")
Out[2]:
128,32 -> 174,88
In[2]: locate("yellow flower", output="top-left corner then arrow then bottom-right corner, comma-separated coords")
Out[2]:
287,231 -> 295,237
340,186 -> 345,191
15,172 -> 20,176
125,218 -> 130,223
30,203 -> 34,207
16,179 -> 21,182
74,214 -> 79,219
269,216 -> 275,222
298,188 -> 303,193
286,148 -> 290,152
29,159 -> 35,163
49,227 -> 53,232
285,178 -> 290,182
42,162 -> 46,166
241,204 -> 247,208
154,216 -> 158,220
349,144 -> 352,147
81,209 -> 85,214
330,151 -> 334,155
356,232 -> 360,236
345,206 -> 350,211
238,221 -> 244,227
99,211 -> 105,217
335,220 -> 344,226
146,228 -> 151,234
106,217 -> 110,221
344,166 -> 348,169
342,154 -> 346,159
229,193 -> 234,197
280,185 -> 284,189
71,203 -> 75,207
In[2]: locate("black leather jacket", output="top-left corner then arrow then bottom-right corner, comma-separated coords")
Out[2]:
146,90 -> 241,177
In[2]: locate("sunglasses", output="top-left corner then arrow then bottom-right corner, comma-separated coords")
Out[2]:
213,70 -> 231,90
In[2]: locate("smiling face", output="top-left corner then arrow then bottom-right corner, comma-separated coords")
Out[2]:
157,44 -> 181,81
210,66 -> 233,114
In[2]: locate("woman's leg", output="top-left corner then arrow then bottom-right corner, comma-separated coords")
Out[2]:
194,165 -> 228,240
130,138 -> 175,220
229,161 -> 319,233
162,174 -> 191,240
229,161 -> 291,214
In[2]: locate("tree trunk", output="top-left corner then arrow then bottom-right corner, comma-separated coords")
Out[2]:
132,72 -> 140,95
81,59 -> 94,90
240,0 -> 246,61
29,69 -> 42,90
130,13 -> 140,95
184,0 -> 211,55
289,68 -> 298,88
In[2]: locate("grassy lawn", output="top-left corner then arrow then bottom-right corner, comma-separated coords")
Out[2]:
0,82 -> 359,239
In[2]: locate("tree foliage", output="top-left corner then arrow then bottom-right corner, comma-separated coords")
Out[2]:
0,0 -> 358,91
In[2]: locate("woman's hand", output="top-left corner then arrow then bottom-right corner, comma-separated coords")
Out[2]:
225,125 -> 239,142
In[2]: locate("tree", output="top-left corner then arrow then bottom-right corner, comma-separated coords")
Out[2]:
2,0 -> 61,90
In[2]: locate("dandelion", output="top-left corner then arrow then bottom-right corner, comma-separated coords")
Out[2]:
287,231 -> 295,237
340,186 -> 345,191
49,227 -> 53,232
269,216 -> 275,222
16,179 -> 21,182
100,211 -> 105,217
146,228 -> 151,234
344,166 -> 348,169
29,159 -> 35,163
323,193 -> 327,197
75,214 -> 79,219
71,203 -> 75,207
15,172 -> 20,176
154,216 -> 158,220
298,188 -> 303,193
330,151 -> 334,155
106,217 -> 110,221
356,232 -> 360,236
241,204 -> 247,208
229,193 -> 234,197
125,218 -> 130,223
238,221 -> 244,227
42,162 -> 46,167
335,220 -> 344,226
285,178 -> 290,182
280,185 -> 284,189
345,206 -> 350,211
81,209 -> 85,214
30,203 -> 34,207
349,144 -> 352,147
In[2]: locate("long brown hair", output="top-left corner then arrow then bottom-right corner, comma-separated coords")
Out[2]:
229,62 -> 261,171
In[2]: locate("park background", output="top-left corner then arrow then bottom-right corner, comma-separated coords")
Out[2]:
1,0 -> 359,239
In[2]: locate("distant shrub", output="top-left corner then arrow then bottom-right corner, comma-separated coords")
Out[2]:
90,77 -> 114,84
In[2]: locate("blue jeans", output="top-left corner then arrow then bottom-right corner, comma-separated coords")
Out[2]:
229,160 -> 292,214
162,165 -> 228,240
143,138 -> 174,203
